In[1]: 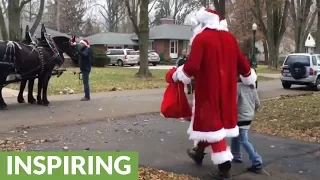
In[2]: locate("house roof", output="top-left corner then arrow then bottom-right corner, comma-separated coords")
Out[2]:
85,32 -> 137,45
131,24 -> 193,40
0,19 -> 70,40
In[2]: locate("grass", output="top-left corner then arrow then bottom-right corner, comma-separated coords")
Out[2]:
7,67 -> 274,95
253,93 -> 320,143
256,65 -> 280,74
139,168 -> 199,180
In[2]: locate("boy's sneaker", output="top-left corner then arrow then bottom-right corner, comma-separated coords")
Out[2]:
247,164 -> 263,174
232,159 -> 243,163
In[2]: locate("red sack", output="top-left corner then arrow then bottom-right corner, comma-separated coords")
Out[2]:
161,68 -> 192,119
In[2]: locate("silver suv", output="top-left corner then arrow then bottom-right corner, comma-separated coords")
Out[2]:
106,49 -> 139,66
280,53 -> 320,90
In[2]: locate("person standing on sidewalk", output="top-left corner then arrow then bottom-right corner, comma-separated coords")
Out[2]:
231,77 -> 263,173
171,7 -> 257,179
176,49 -> 194,94
78,39 -> 92,101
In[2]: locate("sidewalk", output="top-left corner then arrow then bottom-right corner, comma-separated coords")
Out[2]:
2,88 -> 27,98
258,73 -> 280,79
6,114 -> 320,180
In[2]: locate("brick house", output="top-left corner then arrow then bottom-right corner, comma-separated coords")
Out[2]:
85,32 -> 138,51
130,17 -> 193,60
85,17 -> 193,60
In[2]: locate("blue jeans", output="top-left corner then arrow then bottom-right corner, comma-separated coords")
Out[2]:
231,128 -> 262,166
82,71 -> 90,98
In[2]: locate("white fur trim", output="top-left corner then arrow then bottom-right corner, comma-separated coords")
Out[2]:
188,96 -> 226,143
195,7 -> 228,32
175,65 -> 191,84
172,71 -> 179,82
189,24 -> 204,46
193,140 -> 199,147
79,40 -> 90,47
211,147 -> 233,165
225,126 -> 239,137
240,68 -> 257,85
219,19 -> 228,31
71,42 -> 77,46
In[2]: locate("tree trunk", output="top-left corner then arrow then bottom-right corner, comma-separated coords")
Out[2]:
212,0 -> 226,19
316,0 -> 320,52
56,0 -> 60,31
263,39 -> 269,65
30,0 -> 45,35
8,0 -> 22,41
0,4 -> 8,41
136,0 -> 151,77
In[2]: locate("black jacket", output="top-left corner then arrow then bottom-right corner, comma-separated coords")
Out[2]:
176,55 -> 188,67
79,47 -> 91,72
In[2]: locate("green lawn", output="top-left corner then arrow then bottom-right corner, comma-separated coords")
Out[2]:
254,93 -> 320,143
7,67 -> 274,95
256,65 -> 280,74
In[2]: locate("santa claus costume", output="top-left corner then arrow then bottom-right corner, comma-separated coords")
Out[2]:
171,7 -> 257,179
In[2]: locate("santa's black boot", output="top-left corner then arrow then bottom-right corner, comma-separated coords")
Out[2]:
209,161 -> 232,180
186,148 -> 206,166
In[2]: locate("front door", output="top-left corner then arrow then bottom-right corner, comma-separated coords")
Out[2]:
170,40 -> 178,59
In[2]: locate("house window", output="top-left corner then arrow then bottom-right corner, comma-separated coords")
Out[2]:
170,40 -> 178,58
148,40 -> 154,50
170,41 -> 178,53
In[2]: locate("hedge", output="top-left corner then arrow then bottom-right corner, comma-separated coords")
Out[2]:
91,47 -> 110,67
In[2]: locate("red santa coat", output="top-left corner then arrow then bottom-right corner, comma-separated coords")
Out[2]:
172,8 -> 257,152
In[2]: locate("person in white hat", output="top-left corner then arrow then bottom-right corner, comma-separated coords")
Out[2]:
78,39 -> 92,101
171,7 -> 257,179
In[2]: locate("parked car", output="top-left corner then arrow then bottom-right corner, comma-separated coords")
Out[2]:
280,53 -> 320,90
106,49 -> 139,66
136,50 -> 160,66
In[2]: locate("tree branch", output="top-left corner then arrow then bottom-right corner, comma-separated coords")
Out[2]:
125,0 -> 140,34
278,0 -> 290,45
148,0 -> 157,13
19,0 -> 31,10
30,0 -> 45,35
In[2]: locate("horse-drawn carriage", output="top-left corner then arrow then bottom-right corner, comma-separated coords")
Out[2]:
0,24 -> 77,110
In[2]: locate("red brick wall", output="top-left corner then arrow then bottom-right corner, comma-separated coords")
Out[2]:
153,39 -> 186,59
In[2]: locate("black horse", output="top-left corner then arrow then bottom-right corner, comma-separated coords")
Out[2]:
17,36 -> 79,105
0,36 -> 75,110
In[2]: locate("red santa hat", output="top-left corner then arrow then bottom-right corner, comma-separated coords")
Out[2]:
79,39 -> 90,48
189,7 -> 228,45
195,7 -> 228,31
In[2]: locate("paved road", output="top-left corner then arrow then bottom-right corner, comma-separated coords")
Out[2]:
0,80 -> 313,134
2,114 -> 319,180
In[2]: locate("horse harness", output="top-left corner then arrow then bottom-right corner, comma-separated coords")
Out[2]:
0,33 -> 63,79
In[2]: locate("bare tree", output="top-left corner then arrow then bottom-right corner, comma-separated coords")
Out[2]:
252,0 -> 290,69
152,0 -> 197,25
290,0 -> 319,53
8,0 -> 32,41
316,0 -> 320,52
0,1 -> 8,40
46,0 -> 86,34
125,0 -> 152,77
29,0 -> 44,35
96,0 -> 126,32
